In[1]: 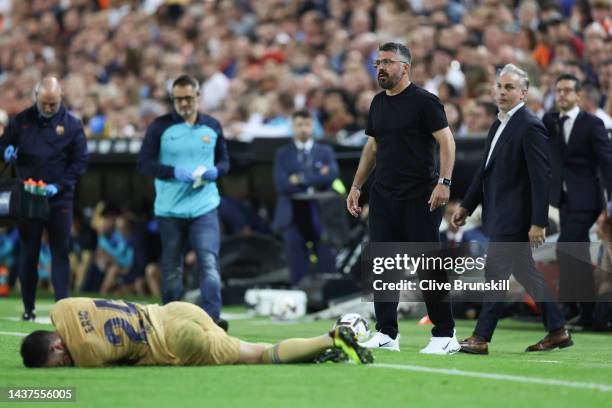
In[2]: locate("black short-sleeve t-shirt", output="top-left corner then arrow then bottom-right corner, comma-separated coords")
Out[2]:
366,83 -> 448,200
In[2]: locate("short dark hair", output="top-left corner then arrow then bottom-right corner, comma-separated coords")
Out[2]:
21,331 -> 55,368
556,73 -> 582,92
172,74 -> 200,92
478,101 -> 498,118
378,42 -> 412,64
292,110 -> 311,120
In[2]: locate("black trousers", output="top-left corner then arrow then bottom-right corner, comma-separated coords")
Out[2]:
557,200 -> 599,316
368,185 -> 454,338
474,235 -> 566,341
19,205 -> 73,313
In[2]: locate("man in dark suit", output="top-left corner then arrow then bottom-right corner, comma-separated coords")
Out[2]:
273,110 -> 339,285
451,64 -> 571,354
543,73 -> 612,329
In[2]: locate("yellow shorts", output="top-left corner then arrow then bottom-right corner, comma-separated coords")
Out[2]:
160,302 -> 241,366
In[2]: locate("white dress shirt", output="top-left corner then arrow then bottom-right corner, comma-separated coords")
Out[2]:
485,102 -> 525,167
294,139 -> 314,153
560,105 -> 580,144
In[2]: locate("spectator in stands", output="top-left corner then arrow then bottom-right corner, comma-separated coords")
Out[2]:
0,110 -> 8,135
463,101 -> 497,136
582,83 -> 612,129
68,208 -> 97,291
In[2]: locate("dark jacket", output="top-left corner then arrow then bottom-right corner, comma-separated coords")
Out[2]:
462,105 -> 550,237
0,105 -> 89,207
542,110 -> 612,211
272,142 -> 339,231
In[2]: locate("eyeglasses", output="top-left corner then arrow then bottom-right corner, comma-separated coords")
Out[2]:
373,59 -> 409,69
172,95 -> 197,103
555,87 -> 576,95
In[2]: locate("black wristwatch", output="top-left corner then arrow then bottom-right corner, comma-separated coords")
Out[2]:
437,177 -> 452,187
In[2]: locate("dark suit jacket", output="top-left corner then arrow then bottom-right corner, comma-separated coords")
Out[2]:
461,105 -> 550,237
542,110 -> 612,211
272,142 -> 339,231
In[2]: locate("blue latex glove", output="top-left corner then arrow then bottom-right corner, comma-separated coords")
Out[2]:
45,184 -> 59,197
202,167 -> 219,181
3,145 -> 17,163
174,166 -> 194,183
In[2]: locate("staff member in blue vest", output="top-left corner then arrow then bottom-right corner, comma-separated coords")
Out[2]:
0,76 -> 89,321
138,74 -> 229,330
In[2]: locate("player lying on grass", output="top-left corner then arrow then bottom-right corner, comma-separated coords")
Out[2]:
20,298 -> 373,368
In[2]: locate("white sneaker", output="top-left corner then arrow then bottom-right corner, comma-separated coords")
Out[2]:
359,331 -> 400,351
419,330 -> 460,355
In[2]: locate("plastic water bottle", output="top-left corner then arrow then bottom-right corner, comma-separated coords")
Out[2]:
0,266 -> 9,297
24,179 -> 36,194
36,180 -> 47,196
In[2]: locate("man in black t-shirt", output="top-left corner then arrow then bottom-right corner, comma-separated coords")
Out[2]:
347,42 -> 459,355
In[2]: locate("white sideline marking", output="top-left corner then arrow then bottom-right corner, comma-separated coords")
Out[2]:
526,359 -> 562,364
0,331 -> 27,337
372,363 -> 612,392
3,316 -> 52,324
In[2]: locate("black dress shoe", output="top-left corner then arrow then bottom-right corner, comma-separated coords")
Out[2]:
22,311 -> 36,321
215,317 -> 229,332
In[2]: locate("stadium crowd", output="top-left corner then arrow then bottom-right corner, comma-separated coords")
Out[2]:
0,0 -> 610,144
1,0 -> 612,312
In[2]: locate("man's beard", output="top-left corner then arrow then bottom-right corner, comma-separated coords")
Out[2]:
177,108 -> 194,119
377,72 -> 398,89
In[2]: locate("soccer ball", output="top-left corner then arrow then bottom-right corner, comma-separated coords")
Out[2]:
333,313 -> 370,342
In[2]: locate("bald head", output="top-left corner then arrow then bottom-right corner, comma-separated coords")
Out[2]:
35,77 -> 62,118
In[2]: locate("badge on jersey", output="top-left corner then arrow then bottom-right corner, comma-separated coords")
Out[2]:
56,125 -> 65,135
202,135 -> 210,144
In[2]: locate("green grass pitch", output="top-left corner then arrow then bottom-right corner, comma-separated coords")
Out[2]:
1,295 -> 611,408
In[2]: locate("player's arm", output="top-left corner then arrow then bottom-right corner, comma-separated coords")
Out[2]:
351,136 -> 376,191
432,127 -> 455,181
137,121 -> 174,179
429,127 -> 455,210
347,136 -> 376,217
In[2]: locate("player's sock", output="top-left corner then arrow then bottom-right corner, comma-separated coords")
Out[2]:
261,335 -> 333,364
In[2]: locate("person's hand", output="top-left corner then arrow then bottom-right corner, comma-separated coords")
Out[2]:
529,225 -> 546,248
289,174 -> 300,185
428,184 -> 450,211
45,184 -> 59,197
202,167 -> 218,181
174,166 -> 194,183
347,186 -> 362,217
450,206 -> 469,229
3,145 -> 17,163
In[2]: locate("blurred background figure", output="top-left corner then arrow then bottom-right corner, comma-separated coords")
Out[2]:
273,110 -> 339,285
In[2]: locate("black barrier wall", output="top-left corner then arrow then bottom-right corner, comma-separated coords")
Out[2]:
77,136 -> 488,211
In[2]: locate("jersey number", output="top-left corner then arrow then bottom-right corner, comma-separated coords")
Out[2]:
94,300 -> 147,346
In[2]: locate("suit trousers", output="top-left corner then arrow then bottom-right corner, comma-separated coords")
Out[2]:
474,235 -> 566,341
